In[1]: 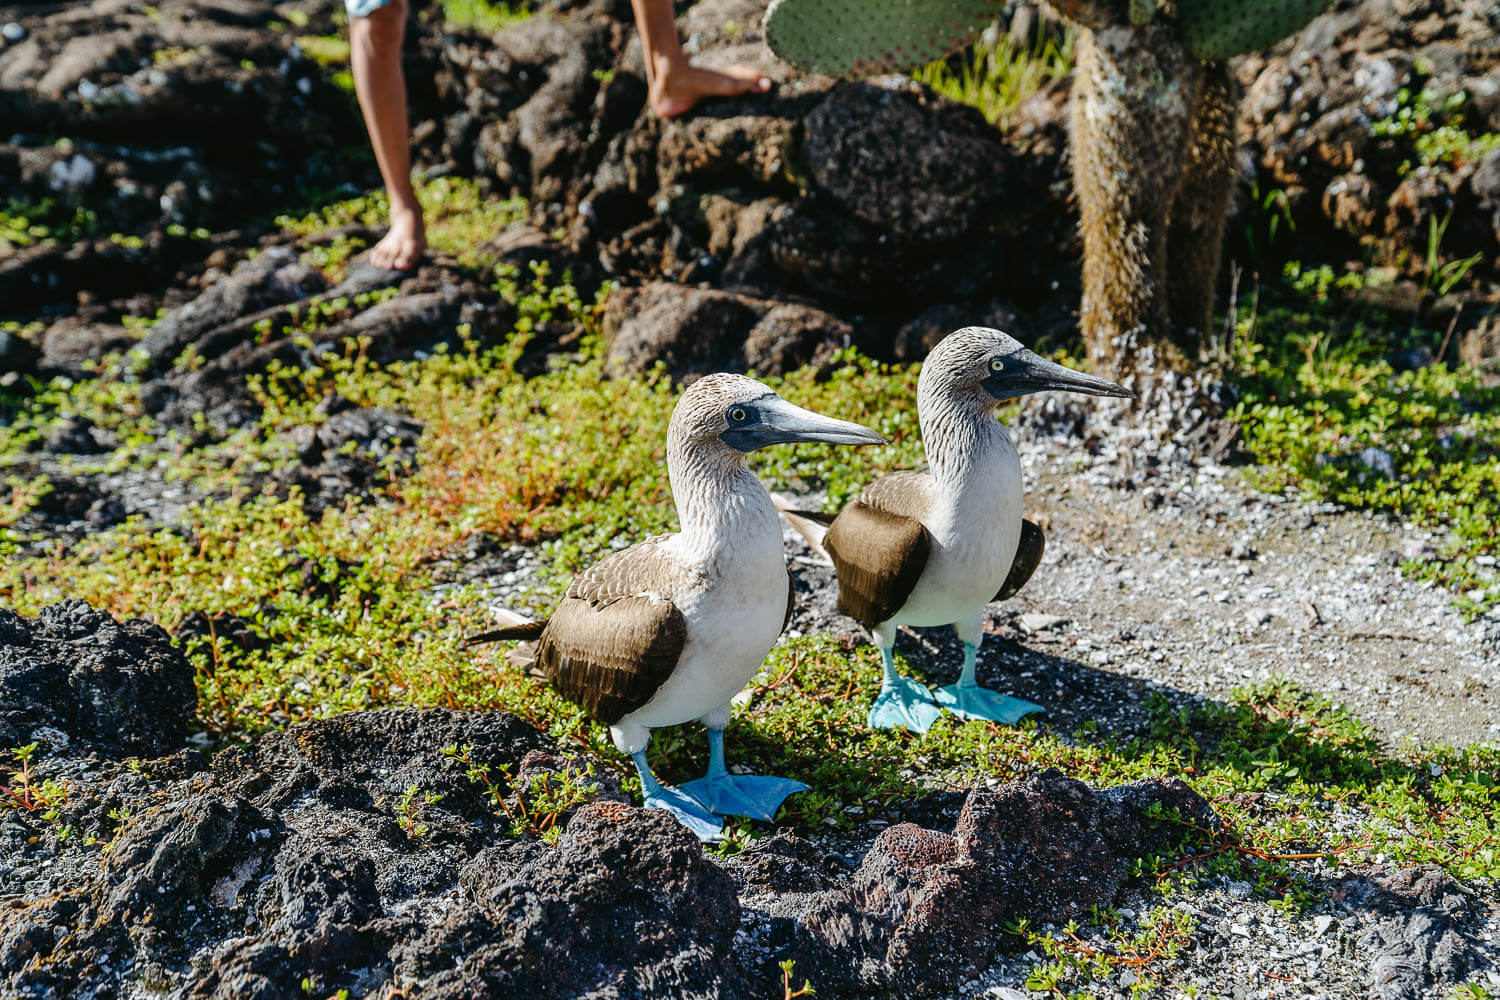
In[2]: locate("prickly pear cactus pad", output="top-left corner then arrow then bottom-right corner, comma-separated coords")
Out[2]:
1177,0 -> 1332,60
764,0 -> 1005,76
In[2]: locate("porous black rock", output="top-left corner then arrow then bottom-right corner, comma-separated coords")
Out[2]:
406,800 -> 752,999
0,708 -> 568,1000
138,247 -> 329,373
270,406 -> 425,516
785,769 -> 1219,994
723,830 -> 838,897
0,600 -> 196,756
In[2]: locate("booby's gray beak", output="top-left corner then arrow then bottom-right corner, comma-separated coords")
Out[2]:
721,396 -> 887,452
983,350 -> 1136,401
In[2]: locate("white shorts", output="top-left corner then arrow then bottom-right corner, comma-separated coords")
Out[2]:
346,0 -> 393,16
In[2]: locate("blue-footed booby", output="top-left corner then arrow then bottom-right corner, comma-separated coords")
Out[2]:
781,327 -> 1133,732
467,373 -> 885,840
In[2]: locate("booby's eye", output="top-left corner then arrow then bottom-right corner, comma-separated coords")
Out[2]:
988,356 -> 1007,373
727,406 -> 750,424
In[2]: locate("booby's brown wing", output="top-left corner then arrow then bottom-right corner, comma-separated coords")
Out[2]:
823,471 -> 933,627
535,536 -> 698,727
995,518 -> 1046,602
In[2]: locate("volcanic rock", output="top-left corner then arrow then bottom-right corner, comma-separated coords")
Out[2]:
0,600 -> 195,756
1235,0 -> 1500,279
408,801 -> 749,998
139,247 -> 328,373
787,769 -> 1219,993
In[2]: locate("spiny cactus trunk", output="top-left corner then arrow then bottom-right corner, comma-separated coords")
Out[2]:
1166,65 -> 1237,361
1069,22 -> 1237,377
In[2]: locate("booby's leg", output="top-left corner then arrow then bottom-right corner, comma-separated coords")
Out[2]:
631,749 -> 723,842
867,645 -> 942,732
679,709 -> 808,822
934,642 -> 1044,724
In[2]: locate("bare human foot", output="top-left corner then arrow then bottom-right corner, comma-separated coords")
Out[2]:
369,201 -> 426,271
649,58 -> 771,118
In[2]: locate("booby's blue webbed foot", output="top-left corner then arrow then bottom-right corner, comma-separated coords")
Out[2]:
632,749 -> 723,842
932,641 -> 1043,725
868,673 -> 942,732
642,784 -> 725,841
680,774 -> 809,822
933,682 -> 1044,724
679,726 -> 807,821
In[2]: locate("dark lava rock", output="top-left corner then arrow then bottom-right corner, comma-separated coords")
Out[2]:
1332,865 -> 1487,1000
404,800 -> 750,999
272,406 -> 424,515
0,329 -> 42,378
723,830 -> 838,897
604,280 -> 764,377
37,316 -> 139,379
894,303 -> 973,363
213,707 -> 552,823
743,302 -> 851,375
1235,0 -> 1500,280
0,706 -> 569,1000
603,282 -> 853,379
141,257 -> 506,432
786,769 -> 1219,994
95,792 -> 274,950
800,81 -> 1008,247
0,0 -> 364,244
42,415 -> 106,455
139,247 -> 329,374
0,600 -> 195,756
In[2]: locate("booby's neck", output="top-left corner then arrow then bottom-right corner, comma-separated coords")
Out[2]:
667,436 -> 779,562
917,388 -> 1011,496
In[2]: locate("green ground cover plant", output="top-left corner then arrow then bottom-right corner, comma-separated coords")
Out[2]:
2,265 -> 1495,876
1372,84 -> 1500,175
1,195 -> 101,250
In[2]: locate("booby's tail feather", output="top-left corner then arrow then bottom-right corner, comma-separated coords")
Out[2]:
466,604 -> 545,646
772,495 -> 835,563
464,621 -> 546,646
465,610 -> 548,680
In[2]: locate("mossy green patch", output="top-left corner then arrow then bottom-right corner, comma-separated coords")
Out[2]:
1,175 -> 1496,967
2,297 -> 1494,898
1,197 -> 100,250
438,0 -> 530,32
1373,85 -> 1500,175
911,26 -> 1075,129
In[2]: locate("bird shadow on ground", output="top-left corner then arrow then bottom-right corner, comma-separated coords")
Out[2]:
692,612 -> 1393,841
895,624 -> 1204,742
